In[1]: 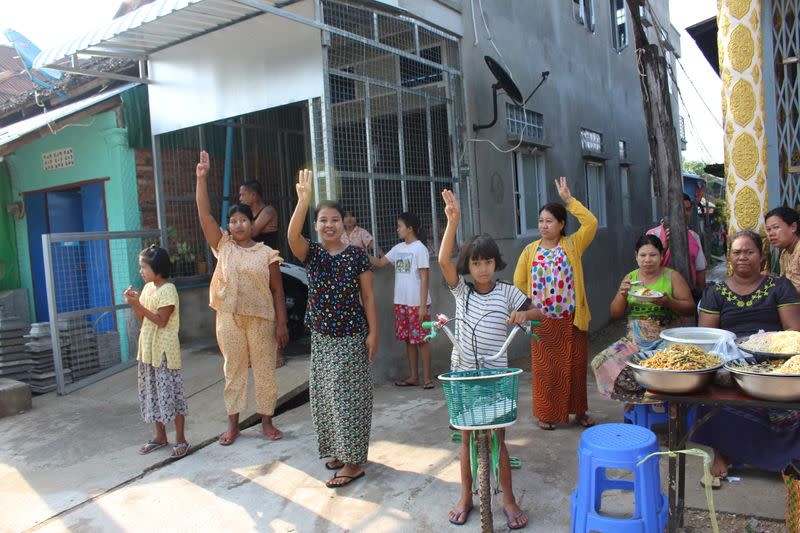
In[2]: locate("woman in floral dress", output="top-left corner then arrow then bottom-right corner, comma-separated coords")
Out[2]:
287,169 -> 378,488
514,177 -> 597,430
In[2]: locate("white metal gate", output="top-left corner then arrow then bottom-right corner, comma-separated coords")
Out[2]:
42,230 -> 161,394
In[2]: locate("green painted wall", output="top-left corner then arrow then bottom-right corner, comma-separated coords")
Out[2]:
7,109 -> 142,361
0,162 -> 21,290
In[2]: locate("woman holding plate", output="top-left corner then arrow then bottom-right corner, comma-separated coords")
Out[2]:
591,234 -> 695,399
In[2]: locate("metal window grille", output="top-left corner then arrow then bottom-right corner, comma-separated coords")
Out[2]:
580,128 -> 603,153
316,0 -> 467,253
40,230 -> 160,394
773,0 -> 800,209
506,103 -> 544,141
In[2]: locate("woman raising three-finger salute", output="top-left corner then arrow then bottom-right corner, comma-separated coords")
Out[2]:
287,169 -> 378,489
514,176 -> 598,431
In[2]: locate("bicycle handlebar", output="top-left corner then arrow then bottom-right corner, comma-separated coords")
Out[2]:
422,314 -> 541,365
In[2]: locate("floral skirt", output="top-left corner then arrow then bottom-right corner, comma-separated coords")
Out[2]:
310,331 -> 373,465
138,355 -> 188,424
590,318 -> 668,401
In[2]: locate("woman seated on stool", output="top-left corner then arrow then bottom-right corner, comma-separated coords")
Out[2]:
591,234 -> 695,400
696,230 -> 800,481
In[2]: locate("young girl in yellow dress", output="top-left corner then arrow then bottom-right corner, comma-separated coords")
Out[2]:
124,245 -> 189,458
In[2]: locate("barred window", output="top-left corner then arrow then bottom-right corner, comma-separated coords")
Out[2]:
580,128 -> 603,153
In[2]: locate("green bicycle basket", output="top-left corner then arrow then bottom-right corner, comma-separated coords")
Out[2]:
439,368 -> 522,430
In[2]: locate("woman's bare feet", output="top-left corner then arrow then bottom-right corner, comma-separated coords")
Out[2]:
710,449 -> 729,478
262,415 -> 283,440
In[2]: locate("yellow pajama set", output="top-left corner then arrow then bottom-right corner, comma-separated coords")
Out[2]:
210,233 -> 282,415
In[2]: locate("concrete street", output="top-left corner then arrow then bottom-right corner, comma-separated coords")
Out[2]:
0,325 -> 787,533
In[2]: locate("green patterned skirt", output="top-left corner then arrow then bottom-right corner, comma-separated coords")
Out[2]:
310,331 -> 373,465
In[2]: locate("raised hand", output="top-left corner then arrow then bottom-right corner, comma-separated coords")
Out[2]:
554,176 -> 573,203
196,150 -> 210,181
296,169 -> 313,204
441,189 -> 461,223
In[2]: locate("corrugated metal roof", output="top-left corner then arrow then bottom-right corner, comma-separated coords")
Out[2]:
0,83 -> 138,150
34,0 -> 265,69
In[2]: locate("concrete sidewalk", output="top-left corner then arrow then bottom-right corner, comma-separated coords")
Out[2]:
0,341 -> 310,533
0,325 -> 788,532
22,379 -> 787,533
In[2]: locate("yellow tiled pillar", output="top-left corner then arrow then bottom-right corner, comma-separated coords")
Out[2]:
718,0 -> 769,240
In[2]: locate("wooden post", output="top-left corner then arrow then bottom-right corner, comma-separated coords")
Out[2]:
626,0 -> 691,286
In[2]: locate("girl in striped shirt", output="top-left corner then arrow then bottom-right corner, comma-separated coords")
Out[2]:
438,189 -> 541,529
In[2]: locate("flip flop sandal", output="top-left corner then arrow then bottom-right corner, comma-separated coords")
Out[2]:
503,509 -> 529,530
448,506 -> 473,526
509,456 -> 523,469
170,442 -> 190,459
325,460 -> 345,471
394,380 -> 418,387
537,421 -> 556,431
422,382 -> 435,389
218,432 -> 240,446
325,471 -> 365,488
575,416 -> 596,428
139,440 -> 168,455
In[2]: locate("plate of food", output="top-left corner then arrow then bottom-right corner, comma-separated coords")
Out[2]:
736,331 -> 800,359
629,286 -> 664,302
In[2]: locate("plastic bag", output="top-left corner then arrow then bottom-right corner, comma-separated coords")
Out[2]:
709,335 -> 745,362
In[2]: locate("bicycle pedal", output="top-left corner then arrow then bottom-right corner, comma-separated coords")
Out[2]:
509,456 -> 522,469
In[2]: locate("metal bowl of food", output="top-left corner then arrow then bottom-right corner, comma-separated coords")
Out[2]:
725,358 -> 800,401
626,347 -> 722,394
736,331 -> 800,360
659,327 -> 736,353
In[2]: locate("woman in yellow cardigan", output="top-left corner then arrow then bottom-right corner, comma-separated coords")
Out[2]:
514,177 -> 598,430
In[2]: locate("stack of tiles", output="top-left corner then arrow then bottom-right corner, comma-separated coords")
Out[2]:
24,322 -> 71,394
58,319 -> 99,381
0,316 -> 32,382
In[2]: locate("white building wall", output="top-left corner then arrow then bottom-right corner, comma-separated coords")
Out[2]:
148,1 -> 324,135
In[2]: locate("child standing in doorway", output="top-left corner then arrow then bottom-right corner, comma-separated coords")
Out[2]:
124,245 -> 189,459
371,212 -> 433,389
439,189 -> 539,528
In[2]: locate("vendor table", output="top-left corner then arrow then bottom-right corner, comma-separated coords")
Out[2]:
646,386 -> 800,533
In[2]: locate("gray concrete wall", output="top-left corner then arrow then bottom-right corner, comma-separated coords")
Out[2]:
458,1 -> 668,332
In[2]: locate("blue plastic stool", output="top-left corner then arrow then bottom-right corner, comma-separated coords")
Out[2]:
571,423 -> 667,533
624,402 -> 698,433
623,403 -> 668,430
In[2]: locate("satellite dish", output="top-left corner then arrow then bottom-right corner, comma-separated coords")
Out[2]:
485,56 -> 522,105
473,56 -> 523,131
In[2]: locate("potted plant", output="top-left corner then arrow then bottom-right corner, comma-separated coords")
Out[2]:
173,241 -> 196,277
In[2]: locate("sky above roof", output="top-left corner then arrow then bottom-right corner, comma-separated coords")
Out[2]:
2,0 -> 724,162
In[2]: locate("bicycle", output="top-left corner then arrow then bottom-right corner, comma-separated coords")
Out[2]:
423,313 -> 540,533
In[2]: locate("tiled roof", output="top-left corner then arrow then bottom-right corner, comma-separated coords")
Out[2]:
0,46 -> 36,101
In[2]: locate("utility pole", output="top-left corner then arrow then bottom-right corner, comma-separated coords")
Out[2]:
626,0 -> 691,286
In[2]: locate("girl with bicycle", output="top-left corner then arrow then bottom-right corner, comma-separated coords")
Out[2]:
439,189 -> 540,529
